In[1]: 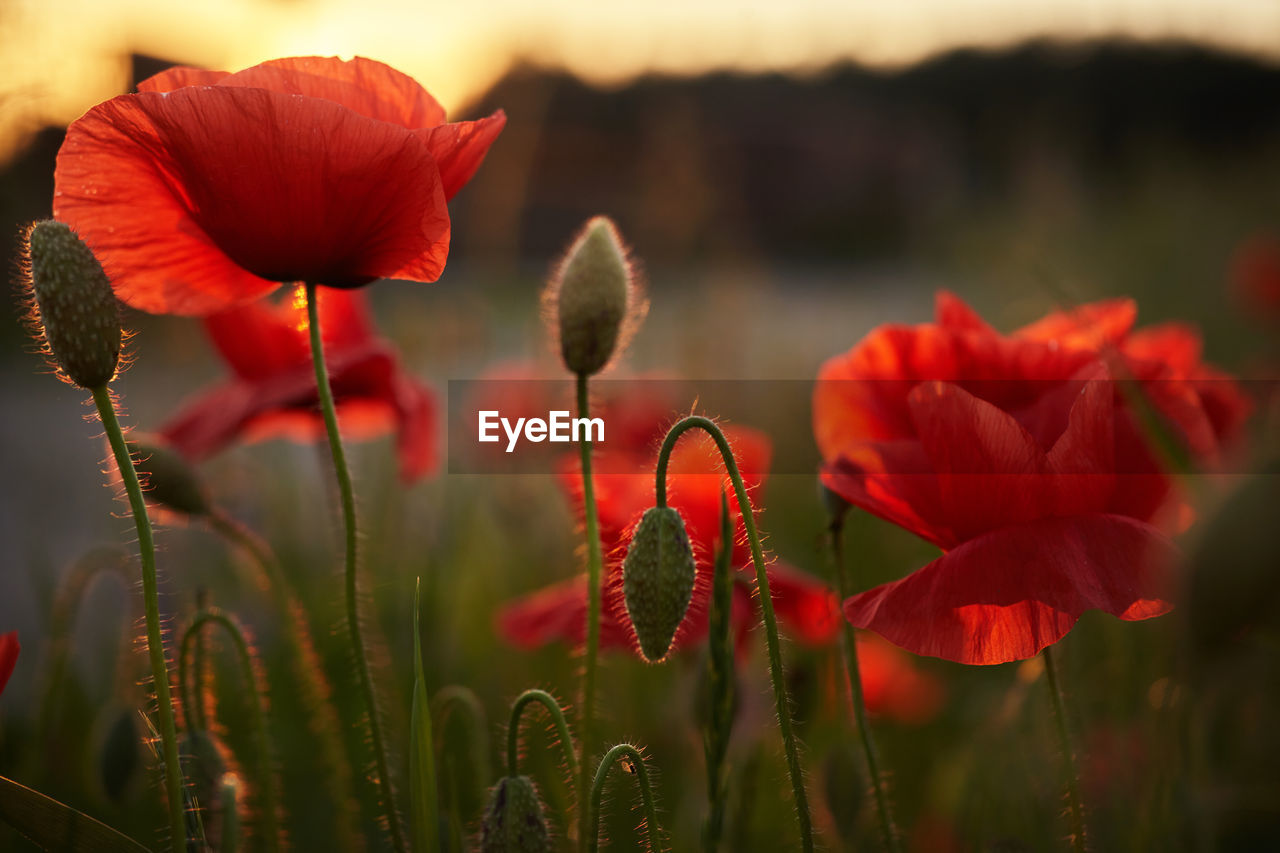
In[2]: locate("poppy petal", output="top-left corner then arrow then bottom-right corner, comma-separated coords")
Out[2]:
220,56 -> 448,129
934,291 -> 996,334
764,561 -> 841,645
495,575 -> 635,651
137,67 -> 231,92
389,372 -> 438,482
1015,298 -> 1137,349
55,85 -> 448,315
160,344 -> 438,482
0,632 -> 18,697
204,288 -> 381,382
821,443 -> 955,550
843,514 -> 1175,664
907,380 -> 1047,540
418,111 -> 507,200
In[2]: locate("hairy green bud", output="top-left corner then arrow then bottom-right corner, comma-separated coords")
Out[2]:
480,775 -> 551,853
547,216 -> 641,376
24,220 -> 121,389
127,438 -> 211,517
623,506 -> 697,663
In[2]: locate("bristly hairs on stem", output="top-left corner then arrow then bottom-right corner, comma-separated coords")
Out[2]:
507,688 -> 580,787
179,608 -> 284,853
653,415 -> 814,852
589,743 -> 663,853
208,508 -> 363,852
304,281 -> 407,853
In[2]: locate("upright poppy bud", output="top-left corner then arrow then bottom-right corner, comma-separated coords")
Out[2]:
479,774 -> 551,853
545,216 -> 644,376
22,220 -> 121,389
623,506 -> 697,662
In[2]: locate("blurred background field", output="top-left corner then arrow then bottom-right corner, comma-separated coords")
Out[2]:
1,2 -> 1279,850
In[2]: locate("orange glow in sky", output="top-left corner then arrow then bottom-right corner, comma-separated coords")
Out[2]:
2,0 -> 1278,164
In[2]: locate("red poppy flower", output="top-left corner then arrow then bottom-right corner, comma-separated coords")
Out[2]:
498,425 -> 841,656
159,286 -> 436,482
0,632 -> 18,697
853,633 -> 944,723
814,292 -> 1250,665
53,56 -> 505,316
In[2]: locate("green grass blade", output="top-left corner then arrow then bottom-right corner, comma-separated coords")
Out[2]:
0,774 -> 151,852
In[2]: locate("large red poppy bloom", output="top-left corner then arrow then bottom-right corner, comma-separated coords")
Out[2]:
54,56 -> 505,316
0,632 -> 18,697
498,425 -> 842,656
815,292 -> 1250,665
159,287 -> 435,482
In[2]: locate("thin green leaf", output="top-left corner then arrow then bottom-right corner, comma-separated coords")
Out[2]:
0,774 -> 150,852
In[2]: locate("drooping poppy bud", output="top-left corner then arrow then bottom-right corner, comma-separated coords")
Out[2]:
126,437 -> 211,518
623,506 -> 697,662
479,774 -> 551,853
23,220 -> 121,389
545,216 -> 644,376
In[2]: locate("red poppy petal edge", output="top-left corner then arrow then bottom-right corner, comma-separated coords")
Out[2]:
843,514 -> 1176,664
418,111 -> 507,200
222,56 -> 448,129
55,86 -> 448,314
138,67 -> 232,93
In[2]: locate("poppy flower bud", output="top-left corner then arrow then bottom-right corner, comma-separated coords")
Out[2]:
623,506 -> 697,662
126,438 -> 211,518
479,774 -> 551,853
23,220 -> 121,389
546,217 -> 643,376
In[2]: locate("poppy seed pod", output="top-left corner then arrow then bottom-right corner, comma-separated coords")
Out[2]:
24,220 -> 121,389
479,774 -> 551,853
127,438 -> 211,518
623,505 -> 697,663
548,217 -> 638,376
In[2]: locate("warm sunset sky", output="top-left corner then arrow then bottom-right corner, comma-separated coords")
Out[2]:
2,0 -> 1278,163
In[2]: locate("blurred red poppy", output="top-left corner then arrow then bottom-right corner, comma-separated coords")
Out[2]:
814,292 -> 1250,665
54,56 -> 505,316
498,425 -> 841,656
0,632 -> 17,697
159,287 -> 435,482
853,632 -> 944,723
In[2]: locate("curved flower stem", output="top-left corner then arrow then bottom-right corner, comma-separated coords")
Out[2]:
304,282 -> 406,853
207,507 -> 362,851
92,385 -> 185,852
589,743 -> 662,853
191,589 -> 211,733
431,685 -> 492,803
574,371 -> 604,851
1042,645 -> 1087,853
179,609 -> 281,853
507,688 -> 579,784
829,515 -> 901,853
655,416 -> 813,852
